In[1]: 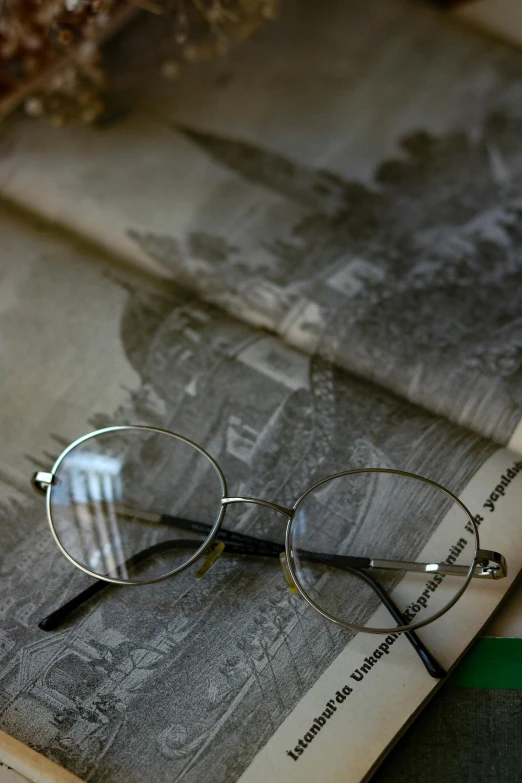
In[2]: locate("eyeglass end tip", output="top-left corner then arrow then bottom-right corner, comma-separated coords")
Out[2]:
38,615 -> 60,632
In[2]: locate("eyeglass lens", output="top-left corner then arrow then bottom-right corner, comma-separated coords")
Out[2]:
289,470 -> 475,631
49,428 -> 225,582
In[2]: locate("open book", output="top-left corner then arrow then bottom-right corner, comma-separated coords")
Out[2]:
1,1 -> 522,781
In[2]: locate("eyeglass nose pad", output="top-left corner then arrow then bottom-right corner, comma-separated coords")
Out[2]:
279,552 -> 299,594
196,542 -> 225,578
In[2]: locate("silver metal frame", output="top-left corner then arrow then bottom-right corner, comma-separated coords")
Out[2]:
35,426 -> 506,635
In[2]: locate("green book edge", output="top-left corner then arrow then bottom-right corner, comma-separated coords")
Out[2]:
447,637 -> 522,689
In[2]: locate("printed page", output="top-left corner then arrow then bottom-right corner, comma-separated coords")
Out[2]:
1,0 -> 522,448
0,203 -> 521,783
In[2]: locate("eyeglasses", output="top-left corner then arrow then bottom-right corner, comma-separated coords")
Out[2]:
33,425 -> 507,679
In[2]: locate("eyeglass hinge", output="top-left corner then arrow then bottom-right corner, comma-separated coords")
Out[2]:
474,549 -> 508,579
32,472 -> 56,494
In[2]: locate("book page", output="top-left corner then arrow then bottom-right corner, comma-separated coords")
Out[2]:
0,765 -> 29,783
1,0 -> 522,447
453,0 -> 522,48
0,203 -> 521,783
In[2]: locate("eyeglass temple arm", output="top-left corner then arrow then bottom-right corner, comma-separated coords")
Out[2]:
62,503 -> 506,581
118,506 -> 508,580
37,534 -> 286,632
37,536 -> 277,631
38,516 -> 445,678
143,512 -> 507,581
335,564 -> 445,678
366,552 -> 507,580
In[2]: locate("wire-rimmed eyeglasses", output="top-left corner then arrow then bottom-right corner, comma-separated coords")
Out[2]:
32,425 -> 507,679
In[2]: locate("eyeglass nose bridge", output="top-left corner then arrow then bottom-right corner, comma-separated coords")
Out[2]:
221,496 -> 294,519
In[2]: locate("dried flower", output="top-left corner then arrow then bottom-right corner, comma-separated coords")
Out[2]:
0,0 -> 280,125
